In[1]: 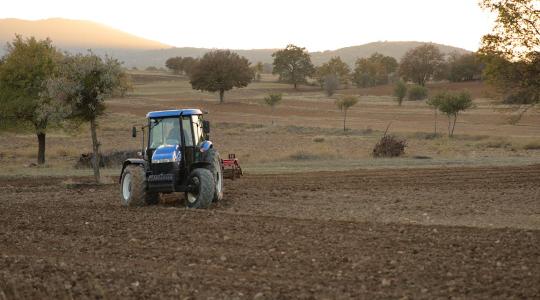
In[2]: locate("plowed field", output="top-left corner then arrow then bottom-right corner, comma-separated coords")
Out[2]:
1,165 -> 539,299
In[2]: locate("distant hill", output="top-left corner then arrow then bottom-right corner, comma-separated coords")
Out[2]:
0,18 -> 170,51
0,18 -> 469,68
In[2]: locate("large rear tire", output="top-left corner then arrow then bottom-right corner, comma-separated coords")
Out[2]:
203,149 -> 224,202
120,165 -> 159,206
185,168 -> 215,209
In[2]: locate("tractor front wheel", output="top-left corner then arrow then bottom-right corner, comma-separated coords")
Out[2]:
120,165 -> 159,206
185,168 -> 215,209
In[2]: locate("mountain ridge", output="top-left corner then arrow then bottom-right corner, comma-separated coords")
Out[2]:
0,18 -> 470,68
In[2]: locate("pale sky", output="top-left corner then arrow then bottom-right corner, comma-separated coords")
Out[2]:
1,0 -> 495,51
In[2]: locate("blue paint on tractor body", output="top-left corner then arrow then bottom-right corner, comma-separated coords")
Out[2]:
146,109 -> 203,118
200,141 -> 213,152
151,144 -> 181,163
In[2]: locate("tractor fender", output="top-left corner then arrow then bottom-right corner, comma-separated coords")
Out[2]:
119,159 -> 147,183
190,161 -> 212,171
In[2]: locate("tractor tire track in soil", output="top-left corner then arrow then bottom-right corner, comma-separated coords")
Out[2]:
0,165 -> 539,299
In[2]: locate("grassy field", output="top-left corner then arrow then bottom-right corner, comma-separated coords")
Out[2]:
1,71 -> 539,177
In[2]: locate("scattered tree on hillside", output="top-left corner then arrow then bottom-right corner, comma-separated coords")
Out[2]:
47,52 -> 128,182
252,61 -> 264,81
393,80 -> 407,106
0,35 -> 64,165
165,56 -> 183,74
447,52 -> 484,82
323,74 -> 340,96
316,56 -> 351,87
353,53 -> 398,87
335,95 -> 359,131
272,44 -> 315,89
407,85 -> 428,101
428,91 -> 473,137
479,0 -> 540,122
263,93 -> 282,124
189,50 -> 253,103
399,44 -> 445,86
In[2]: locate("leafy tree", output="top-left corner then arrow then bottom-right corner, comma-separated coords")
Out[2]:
165,56 -> 183,74
316,56 -> 351,86
263,93 -> 282,124
335,96 -> 359,131
479,0 -> 539,61
146,66 -> 158,71
353,53 -> 398,87
447,52 -> 484,82
399,44 -> 445,86
479,0 -> 539,122
407,85 -> 428,100
189,50 -> 253,103
393,80 -> 407,106
272,44 -> 315,89
428,92 -> 473,137
252,61 -> 264,81
47,52 -> 128,182
323,74 -> 339,96
181,57 -> 198,76
0,35 -> 64,165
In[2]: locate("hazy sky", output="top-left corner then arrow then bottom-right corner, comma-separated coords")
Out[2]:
1,0 -> 495,51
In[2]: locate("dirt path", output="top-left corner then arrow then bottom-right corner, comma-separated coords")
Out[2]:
0,165 -> 539,299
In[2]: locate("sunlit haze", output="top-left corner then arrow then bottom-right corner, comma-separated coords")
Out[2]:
2,0 -> 495,51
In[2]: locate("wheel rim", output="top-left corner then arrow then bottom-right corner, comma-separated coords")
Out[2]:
187,177 -> 200,204
122,173 -> 132,202
216,168 -> 223,194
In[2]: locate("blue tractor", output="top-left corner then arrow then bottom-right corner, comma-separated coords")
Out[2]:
119,109 -> 230,208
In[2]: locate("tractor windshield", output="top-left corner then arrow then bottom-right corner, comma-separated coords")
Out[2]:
149,117 -> 194,148
149,118 -> 180,148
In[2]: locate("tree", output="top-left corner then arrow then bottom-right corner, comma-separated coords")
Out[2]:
272,44 -> 315,89
447,52 -> 484,82
428,92 -> 473,137
165,56 -> 183,74
0,35 -> 64,165
189,50 -> 253,103
479,0 -> 539,61
353,53 -> 398,87
263,93 -> 282,124
479,0 -> 540,122
316,56 -> 351,86
48,52 -> 128,182
399,44 -> 445,86
323,74 -> 339,96
393,80 -> 407,106
252,61 -> 264,82
181,57 -> 198,76
335,96 -> 359,131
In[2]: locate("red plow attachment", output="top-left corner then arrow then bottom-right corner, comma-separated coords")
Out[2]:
221,153 -> 243,180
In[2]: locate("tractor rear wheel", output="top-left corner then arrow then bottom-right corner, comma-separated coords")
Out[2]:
185,168 -> 215,209
120,165 -> 159,206
203,149 -> 224,202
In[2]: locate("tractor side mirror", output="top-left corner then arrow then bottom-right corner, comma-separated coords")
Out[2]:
202,120 -> 210,134
132,126 -> 137,138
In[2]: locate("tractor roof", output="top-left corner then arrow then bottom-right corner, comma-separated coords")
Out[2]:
146,109 -> 203,118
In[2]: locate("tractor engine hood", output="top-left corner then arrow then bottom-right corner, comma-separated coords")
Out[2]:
152,144 -> 181,164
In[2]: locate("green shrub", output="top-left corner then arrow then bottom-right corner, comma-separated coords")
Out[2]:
407,85 -> 428,100
523,141 -> 540,150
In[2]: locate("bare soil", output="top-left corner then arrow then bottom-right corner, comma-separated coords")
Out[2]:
1,165 -> 539,299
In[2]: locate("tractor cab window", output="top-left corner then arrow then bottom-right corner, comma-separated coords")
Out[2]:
181,116 -> 194,147
192,115 -> 205,146
149,118 -> 181,148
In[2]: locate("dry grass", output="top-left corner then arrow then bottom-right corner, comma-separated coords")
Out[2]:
1,74 -> 539,177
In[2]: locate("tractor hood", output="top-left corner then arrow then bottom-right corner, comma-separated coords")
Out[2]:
152,144 -> 181,164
